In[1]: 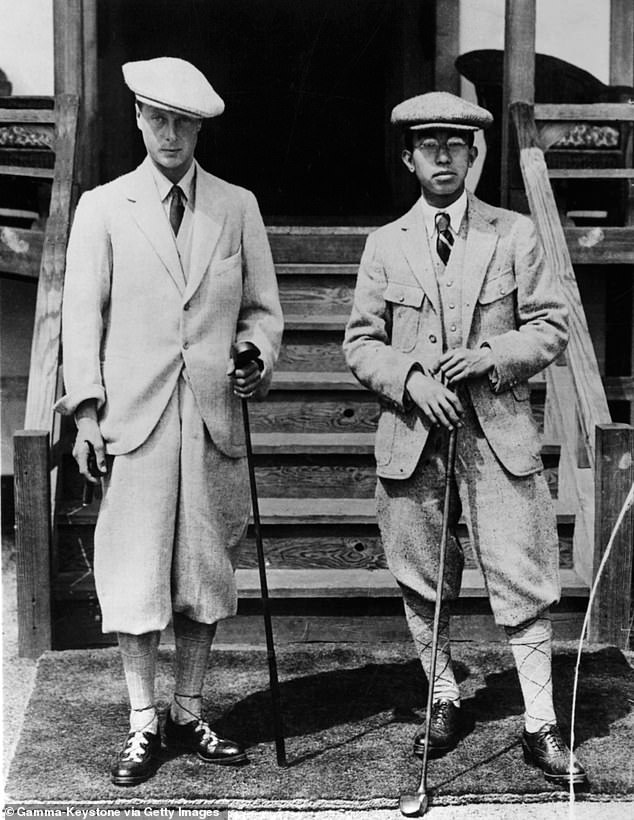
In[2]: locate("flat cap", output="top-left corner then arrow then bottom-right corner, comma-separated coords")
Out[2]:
122,57 -> 224,119
391,91 -> 493,131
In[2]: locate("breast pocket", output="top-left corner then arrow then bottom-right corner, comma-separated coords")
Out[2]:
384,282 -> 425,352
478,269 -> 517,305
212,246 -> 242,276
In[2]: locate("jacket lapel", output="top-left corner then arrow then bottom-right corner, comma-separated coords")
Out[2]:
461,193 -> 498,338
124,158 -> 186,295
398,199 -> 440,315
183,164 -> 224,303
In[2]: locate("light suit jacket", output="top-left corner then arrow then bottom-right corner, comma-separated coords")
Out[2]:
343,193 -> 568,479
56,157 -> 283,457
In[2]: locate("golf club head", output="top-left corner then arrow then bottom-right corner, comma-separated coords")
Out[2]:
399,791 -> 429,817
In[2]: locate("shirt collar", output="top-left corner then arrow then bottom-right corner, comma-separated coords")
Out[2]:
148,158 -> 197,204
419,190 -> 468,237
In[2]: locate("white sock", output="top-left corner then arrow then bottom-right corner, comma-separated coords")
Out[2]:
505,614 -> 556,733
402,588 -> 460,706
118,631 -> 160,734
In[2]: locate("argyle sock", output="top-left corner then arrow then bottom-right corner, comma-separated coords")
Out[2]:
118,631 -> 160,733
505,613 -> 557,732
171,612 -> 217,724
402,588 -> 460,705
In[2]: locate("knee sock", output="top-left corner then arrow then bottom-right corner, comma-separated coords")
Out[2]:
402,589 -> 460,706
118,631 -> 160,733
171,612 -> 217,724
505,613 -> 556,733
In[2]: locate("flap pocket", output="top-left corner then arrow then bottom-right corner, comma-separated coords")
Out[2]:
478,269 -> 516,305
384,282 -> 425,308
212,247 -> 242,275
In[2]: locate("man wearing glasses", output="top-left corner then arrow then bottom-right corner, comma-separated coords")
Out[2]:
343,91 -> 586,785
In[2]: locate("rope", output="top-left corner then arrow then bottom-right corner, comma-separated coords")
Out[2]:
568,478 -> 634,818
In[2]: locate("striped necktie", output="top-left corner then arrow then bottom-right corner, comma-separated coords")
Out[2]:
435,212 -> 454,266
169,185 -> 185,236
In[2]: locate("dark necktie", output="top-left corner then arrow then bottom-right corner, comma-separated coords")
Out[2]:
435,212 -> 454,266
169,185 -> 185,236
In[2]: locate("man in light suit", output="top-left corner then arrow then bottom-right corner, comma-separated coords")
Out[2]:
343,92 -> 586,785
55,57 -> 283,786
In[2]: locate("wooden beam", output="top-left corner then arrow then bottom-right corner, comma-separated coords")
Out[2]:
14,431 -> 52,658
501,0 -> 536,207
53,0 -> 83,97
435,0 -> 460,94
81,0 -> 99,190
591,423 -> 634,647
25,95 -> 80,431
511,102 -> 612,467
535,103 -> 634,122
610,0 -> 634,87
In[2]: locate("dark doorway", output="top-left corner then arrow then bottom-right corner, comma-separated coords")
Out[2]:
97,0 -> 431,221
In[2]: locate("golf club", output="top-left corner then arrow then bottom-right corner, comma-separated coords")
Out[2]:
232,340 -> 287,767
399,426 -> 458,817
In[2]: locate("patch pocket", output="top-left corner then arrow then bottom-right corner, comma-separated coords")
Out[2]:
478,269 -> 517,305
384,282 -> 425,352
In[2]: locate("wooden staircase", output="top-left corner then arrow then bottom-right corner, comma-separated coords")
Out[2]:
50,225 -> 589,649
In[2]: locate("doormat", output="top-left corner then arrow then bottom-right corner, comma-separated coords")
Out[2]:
5,642 -> 633,810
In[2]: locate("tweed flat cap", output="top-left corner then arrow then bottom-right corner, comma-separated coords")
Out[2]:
123,57 -> 224,119
391,91 -> 493,131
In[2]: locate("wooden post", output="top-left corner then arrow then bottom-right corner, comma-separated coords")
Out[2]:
591,423 -> 634,647
435,0 -> 460,94
610,0 -> 634,87
14,431 -> 53,659
501,0 -> 536,208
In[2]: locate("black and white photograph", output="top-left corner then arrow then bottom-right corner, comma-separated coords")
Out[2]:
1,2 -> 633,819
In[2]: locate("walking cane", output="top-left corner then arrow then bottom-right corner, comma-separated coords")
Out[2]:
400,426 -> 458,817
232,340 -> 287,767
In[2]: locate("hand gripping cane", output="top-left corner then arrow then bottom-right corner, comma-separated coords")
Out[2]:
232,341 -> 287,767
400,426 -> 458,817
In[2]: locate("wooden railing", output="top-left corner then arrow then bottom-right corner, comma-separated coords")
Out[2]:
13,93 -> 80,658
511,101 -> 633,648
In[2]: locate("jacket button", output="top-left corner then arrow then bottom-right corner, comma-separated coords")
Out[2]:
183,341 -> 189,350
450,324 -> 457,332
429,334 -> 437,343
398,294 -> 404,302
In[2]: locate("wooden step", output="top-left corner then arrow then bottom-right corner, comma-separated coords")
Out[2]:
534,103 -> 634,121
277,330 -> 347,372
548,168 -> 634,179
284,314 -> 348,331
565,227 -> 634,265
0,227 -> 43,278
267,226 -> 370,263
278,277 -> 354,315
275,263 -> 358,276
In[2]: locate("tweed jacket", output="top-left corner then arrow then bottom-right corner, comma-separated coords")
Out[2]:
56,157 -> 283,457
343,193 -> 568,479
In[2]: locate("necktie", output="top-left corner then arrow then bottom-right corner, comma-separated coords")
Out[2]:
169,185 -> 185,236
435,212 -> 454,266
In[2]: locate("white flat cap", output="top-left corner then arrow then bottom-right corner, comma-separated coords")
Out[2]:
122,57 -> 224,119
391,91 -> 493,131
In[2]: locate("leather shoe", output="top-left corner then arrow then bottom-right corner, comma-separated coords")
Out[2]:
522,724 -> 587,786
164,712 -> 247,764
110,728 -> 161,786
413,699 -> 462,757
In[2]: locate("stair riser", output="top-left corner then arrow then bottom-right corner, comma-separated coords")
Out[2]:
277,331 -> 347,371
278,276 -> 355,315
250,392 -> 379,434
56,517 -> 572,578
268,232 -> 367,263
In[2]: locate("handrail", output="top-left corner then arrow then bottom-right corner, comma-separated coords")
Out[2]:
510,101 -> 611,471
24,93 -> 79,432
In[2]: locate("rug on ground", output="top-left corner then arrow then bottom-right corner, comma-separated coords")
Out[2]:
5,642 -> 633,808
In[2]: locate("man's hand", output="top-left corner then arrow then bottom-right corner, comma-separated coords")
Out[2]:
406,370 -> 463,430
226,357 -> 263,398
73,405 -> 107,484
438,346 -> 493,385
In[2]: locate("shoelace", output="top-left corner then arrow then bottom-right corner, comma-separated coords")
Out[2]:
194,720 -> 220,750
540,726 -> 567,755
121,731 -> 150,762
